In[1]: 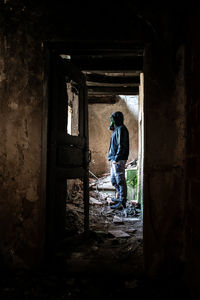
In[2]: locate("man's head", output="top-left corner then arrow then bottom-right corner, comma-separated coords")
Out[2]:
111,111 -> 124,126
109,111 -> 124,130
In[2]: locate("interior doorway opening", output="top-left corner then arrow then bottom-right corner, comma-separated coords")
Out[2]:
45,42 -> 144,275
87,88 -> 144,245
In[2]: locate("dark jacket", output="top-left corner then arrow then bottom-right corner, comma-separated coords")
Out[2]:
108,124 -> 129,162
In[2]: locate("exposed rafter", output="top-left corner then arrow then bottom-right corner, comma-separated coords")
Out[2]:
70,55 -> 143,72
86,73 -> 140,85
88,96 -> 119,104
88,86 -> 139,95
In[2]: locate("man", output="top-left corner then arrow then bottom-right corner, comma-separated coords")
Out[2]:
108,111 -> 129,209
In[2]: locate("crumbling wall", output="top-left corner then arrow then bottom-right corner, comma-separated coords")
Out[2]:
89,96 -> 138,176
185,8 -> 200,297
0,8 -> 44,266
144,42 -> 186,277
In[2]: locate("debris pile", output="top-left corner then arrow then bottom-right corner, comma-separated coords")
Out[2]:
66,179 -> 84,235
65,174 -> 142,240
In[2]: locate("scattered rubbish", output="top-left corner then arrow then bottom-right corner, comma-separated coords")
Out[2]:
108,230 -> 130,238
89,197 -> 103,206
65,172 -> 142,246
113,216 -> 124,224
125,229 -> 137,233
122,217 -> 140,222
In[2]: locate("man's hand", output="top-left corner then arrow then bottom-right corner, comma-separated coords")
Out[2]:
112,161 -> 117,164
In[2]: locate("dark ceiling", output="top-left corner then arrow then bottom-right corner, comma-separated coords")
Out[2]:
59,41 -> 143,103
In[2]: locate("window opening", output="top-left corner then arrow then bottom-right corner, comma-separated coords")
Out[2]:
66,82 -> 79,136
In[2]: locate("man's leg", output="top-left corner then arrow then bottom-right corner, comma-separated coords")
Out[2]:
110,161 -> 120,195
111,160 -> 127,208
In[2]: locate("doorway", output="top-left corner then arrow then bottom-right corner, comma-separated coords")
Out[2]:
44,43 -> 144,272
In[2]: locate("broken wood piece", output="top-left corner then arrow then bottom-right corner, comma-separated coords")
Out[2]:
125,229 -> 137,233
89,197 -> 103,206
113,215 -> 124,224
122,217 -> 139,222
108,230 -> 130,238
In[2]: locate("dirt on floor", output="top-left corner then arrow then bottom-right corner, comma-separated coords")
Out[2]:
64,176 -> 144,278
0,176 -> 191,299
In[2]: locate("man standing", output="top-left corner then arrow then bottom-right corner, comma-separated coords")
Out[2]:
108,111 -> 129,209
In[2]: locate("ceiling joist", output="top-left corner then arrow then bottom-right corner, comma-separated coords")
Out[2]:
88,86 -> 139,95
70,56 -> 143,72
86,73 -> 140,85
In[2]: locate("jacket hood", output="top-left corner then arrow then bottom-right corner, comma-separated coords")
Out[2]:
111,111 -> 124,126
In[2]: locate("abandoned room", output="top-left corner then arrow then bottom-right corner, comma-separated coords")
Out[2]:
0,0 -> 200,298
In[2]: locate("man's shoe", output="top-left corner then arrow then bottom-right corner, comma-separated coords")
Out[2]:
110,201 -> 123,209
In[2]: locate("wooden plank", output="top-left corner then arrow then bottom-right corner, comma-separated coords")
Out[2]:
108,230 -> 130,238
88,86 -> 139,95
79,85 -> 84,137
86,73 -> 140,85
47,40 -> 144,54
70,56 -> 143,72
88,96 -> 118,104
87,82 -> 139,87
83,85 -> 89,231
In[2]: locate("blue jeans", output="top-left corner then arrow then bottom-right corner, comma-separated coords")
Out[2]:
110,160 -> 127,204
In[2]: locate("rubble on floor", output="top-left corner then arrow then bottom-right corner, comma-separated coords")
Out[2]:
0,175 -> 191,299
64,174 -> 143,279
66,175 -> 142,239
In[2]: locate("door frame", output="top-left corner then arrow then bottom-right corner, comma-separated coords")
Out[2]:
42,43 -> 89,254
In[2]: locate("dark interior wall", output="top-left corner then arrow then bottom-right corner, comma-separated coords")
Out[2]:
144,41 -> 186,277
140,5 -> 188,278
185,8 -> 200,296
0,0 -> 192,279
0,4 -> 45,265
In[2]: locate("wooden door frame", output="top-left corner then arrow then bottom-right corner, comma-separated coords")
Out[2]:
42,43 -> 89,255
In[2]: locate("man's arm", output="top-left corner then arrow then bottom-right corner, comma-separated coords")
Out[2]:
114,126 -> 129,162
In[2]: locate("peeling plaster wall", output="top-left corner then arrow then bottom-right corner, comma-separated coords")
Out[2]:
88,96 -> 138,176
144,43 -> 186,276
185,8 -> 200,296
0,28 -> 44,266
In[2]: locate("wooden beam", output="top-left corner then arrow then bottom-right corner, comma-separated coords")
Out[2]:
86,73 -> 140,85
88,96 -> 119,104
87,82 -> 139,87
70,56 -> 143,72
88,86 -> 139,95
47,40 -> 144,55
